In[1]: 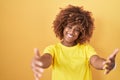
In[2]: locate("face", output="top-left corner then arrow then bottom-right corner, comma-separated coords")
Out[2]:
62,24 -> 81,46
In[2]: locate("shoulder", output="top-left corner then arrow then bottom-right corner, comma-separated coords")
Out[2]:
43,43 -> 60,57
44,43 -> 61,50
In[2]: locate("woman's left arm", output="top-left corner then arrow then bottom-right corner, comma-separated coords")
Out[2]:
90,48 -> 119,74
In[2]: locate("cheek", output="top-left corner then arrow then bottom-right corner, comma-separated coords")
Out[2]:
75,32 -> 80,38
63,29 -> 66,35
63,28 -> 68,35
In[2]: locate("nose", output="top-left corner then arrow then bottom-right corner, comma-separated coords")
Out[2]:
69,29 -> 74,34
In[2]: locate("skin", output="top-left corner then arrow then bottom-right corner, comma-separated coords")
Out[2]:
61,25 -> 81,47
31,25 -> 119,80
31,48 -> 52,80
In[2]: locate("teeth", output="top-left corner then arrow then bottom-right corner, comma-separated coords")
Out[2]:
68,34 -> 73,38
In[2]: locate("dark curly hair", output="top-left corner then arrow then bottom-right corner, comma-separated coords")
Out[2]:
53,5 -> 94,44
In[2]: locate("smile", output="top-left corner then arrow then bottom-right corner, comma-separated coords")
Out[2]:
67,34 -> 73,38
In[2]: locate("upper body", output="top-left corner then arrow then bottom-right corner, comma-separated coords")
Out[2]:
43,43 -> 97,80
31,5 -> 119,80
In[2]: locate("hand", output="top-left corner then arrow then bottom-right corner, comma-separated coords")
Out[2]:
103,48 -> 119,74
31,48 -> 44,80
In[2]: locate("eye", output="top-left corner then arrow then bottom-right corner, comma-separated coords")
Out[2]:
68,26 -> 72,29
75,28 -> 80,32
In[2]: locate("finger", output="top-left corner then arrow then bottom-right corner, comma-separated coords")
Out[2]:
31,59 -> 42,70
34,74 -> 38,80
108,48 -> 119,60
32,68 -> 42,77
102,60 -> 111,69
35,60 -> 43,67
103,63 -> 111,74
103,60 -> 116,74
32,63 -> 44,73
104,69 -> 110,75
103,60 -> 110,71
35,67 -> 44,73
31,58 -> 43,69
103,61 -> 110,70
34,73 -> 41,80
103,60 -> 111,65
103,64 -> 111,70
32,65 -> 43,78
103,60 -> 115,69
34,48 -> 40,58
103,64 -> 107,70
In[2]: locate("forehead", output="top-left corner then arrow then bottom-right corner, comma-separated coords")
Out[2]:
67,23 -> 82,29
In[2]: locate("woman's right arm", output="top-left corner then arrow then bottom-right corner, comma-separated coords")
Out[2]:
31,48 -> 52,80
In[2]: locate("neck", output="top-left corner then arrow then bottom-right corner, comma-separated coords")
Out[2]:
61,40 -> 77,47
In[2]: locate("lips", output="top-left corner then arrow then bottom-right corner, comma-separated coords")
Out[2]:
67,34 -> 73,38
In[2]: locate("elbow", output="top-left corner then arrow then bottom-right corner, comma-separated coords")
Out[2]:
90,55 -> 105,70
42,59 -> 52,68
40,53 -> 52,69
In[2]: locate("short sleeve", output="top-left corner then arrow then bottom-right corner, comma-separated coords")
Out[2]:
43,45 -> 55,57
86,44 -> 97,60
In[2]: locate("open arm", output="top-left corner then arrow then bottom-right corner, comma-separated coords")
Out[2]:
90,48 -> 119,74
90,55 -> 106,70
31,48 -> 52,80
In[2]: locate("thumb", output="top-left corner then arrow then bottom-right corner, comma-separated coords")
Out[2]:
108,48 -> 119,60
34,48 -> 40,58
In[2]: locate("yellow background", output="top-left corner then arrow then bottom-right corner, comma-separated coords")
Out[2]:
0,0 -> 120,80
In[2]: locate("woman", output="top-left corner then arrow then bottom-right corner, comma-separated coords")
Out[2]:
31,5 -> 119,80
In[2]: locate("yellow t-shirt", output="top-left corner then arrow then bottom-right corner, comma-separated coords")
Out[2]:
43,43 -> 97,80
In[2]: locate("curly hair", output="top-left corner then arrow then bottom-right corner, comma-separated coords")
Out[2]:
53,5 -> 94,44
